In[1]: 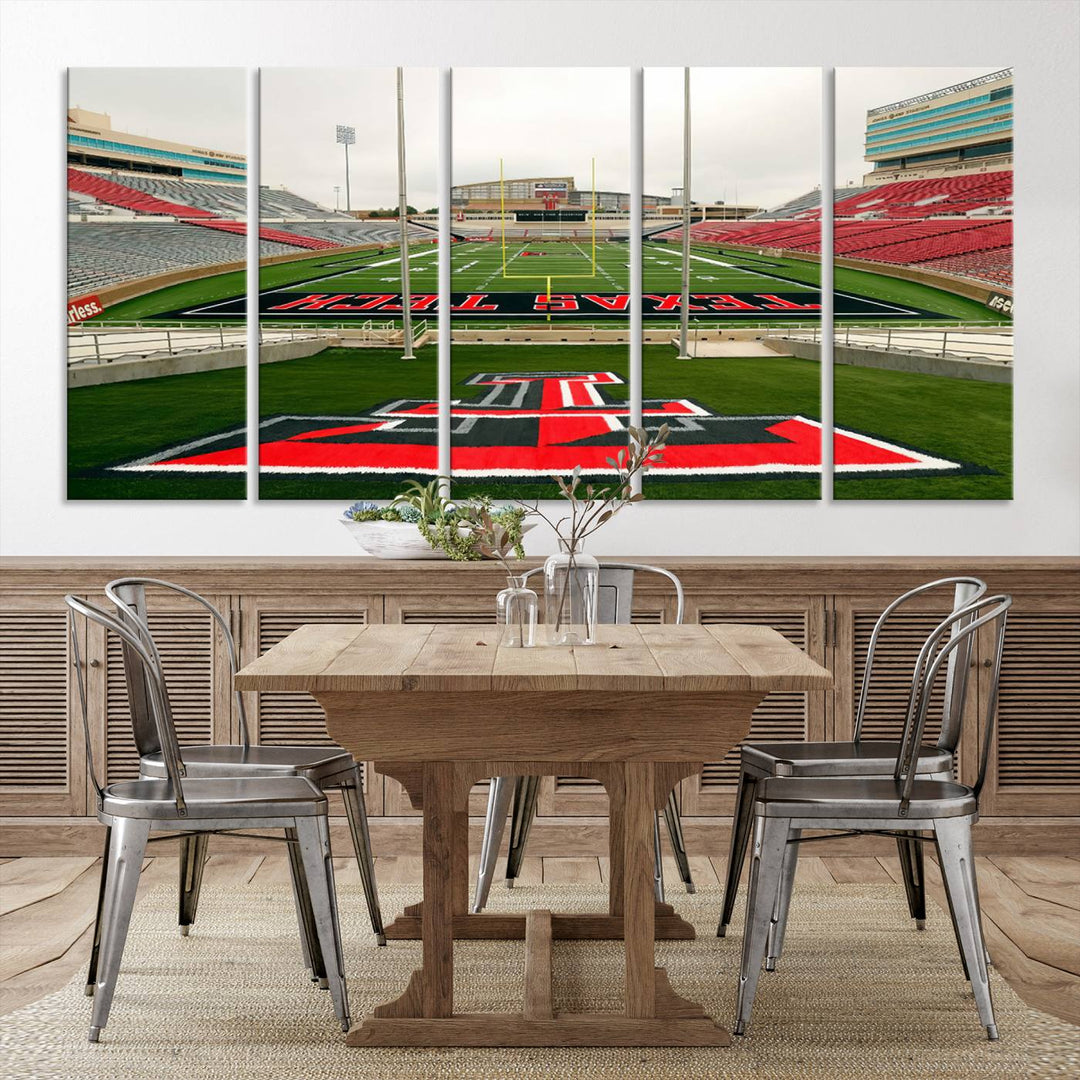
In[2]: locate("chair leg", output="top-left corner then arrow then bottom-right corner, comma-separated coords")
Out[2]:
896,832 -> 928,930
178,832 -> 209,936
719,768 -> 758,937
653,811 -> 665,903
934,816 -> 997,1040
472,775 -> 515,913
295,816 -> 350,1033
663,790 -> 695,894
84,825 -> 112,995
285,826 -> 322,981
733,814 -> 790,1037
765,827 -> 801,971
340,766 -> 385,944
505,775 -> 540,888
88,817 -> 150,1042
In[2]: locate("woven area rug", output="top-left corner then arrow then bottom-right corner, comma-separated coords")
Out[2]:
2,880 -> 1075,1079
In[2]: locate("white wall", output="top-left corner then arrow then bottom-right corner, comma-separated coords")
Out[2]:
1,0 -> 1077,558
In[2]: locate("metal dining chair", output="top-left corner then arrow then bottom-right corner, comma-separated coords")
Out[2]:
103,577 -> 384,957
717,576 -> 987,940
66,595 -> 350,1043
472,562 -> 694,913
733,592 -> 1010,1041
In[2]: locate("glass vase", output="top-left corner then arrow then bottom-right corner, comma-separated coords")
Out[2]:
543,541 -> 600,646
496,575 -> 538,648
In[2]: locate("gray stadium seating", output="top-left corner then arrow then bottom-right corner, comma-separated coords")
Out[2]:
67,223 -> 296,295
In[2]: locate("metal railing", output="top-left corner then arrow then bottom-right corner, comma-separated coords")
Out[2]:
67,320 -> 427,365
777,324 -> 1013,363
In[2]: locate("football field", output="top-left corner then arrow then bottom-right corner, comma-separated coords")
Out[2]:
90,236 -> 1003,327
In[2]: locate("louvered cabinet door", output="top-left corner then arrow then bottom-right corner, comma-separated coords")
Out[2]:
978,601 -> 1080,816
0,592 -> 86,815
383,595 -> 498,817
831,593 -> 981,784
679,595 -> 827,816
240,594 -> 383,815
103,591 -> 233,786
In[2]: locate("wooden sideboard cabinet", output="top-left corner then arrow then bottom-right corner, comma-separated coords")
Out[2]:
1,557 -> 1077,853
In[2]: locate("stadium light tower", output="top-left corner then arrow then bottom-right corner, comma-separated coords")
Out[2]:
677,67 -> 692,360
335,124 -> 355,212
397,67 -> 415,360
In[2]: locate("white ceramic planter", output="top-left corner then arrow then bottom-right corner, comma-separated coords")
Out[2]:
340,519 -> 446,560
341,518 -> 537,560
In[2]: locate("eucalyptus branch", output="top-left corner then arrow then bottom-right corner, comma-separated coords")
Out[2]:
526,424 -> 669,552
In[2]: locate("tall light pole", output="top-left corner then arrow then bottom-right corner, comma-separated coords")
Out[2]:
677,66 -> 692,359
335,124 -> 354,213
397,67 -> 415,360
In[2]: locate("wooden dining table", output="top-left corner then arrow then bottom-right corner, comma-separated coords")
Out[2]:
235,621 -> 831,1047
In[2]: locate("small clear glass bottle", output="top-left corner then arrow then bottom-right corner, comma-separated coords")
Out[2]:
496,574 -> 538,648
543,540 -> 600,646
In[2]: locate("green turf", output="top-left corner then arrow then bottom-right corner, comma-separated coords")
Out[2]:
66,339 -> 1011,501
89,236 -> 1007,331
258,345 -> 437,500
67,366 -> 245,500
72,233 -> 1010,501
833,364 -> 1012,500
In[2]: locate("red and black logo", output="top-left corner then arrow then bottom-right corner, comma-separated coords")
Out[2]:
109,371 -> 974,482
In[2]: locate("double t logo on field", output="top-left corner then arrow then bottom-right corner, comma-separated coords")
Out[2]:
109,371 -> 969,481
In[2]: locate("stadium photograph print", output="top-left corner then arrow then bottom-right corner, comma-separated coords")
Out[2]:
254,67 -> 439,500
451,66 -> 632,500
66,67 -> 248,500
643,66 -> 822,500
832,67 -> 1013,500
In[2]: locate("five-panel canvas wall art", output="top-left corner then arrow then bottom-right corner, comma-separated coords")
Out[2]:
66,67 -> 1013,502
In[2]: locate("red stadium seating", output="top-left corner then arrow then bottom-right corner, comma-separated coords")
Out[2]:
190,219 -> 339,250
653,171 -> 1013,286
69,168 -> 339,251
830,171 -> 1012,219
67,168 -> 217,219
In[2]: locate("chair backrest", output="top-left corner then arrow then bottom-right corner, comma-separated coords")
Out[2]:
894,592 -> 1011,814
64,594 -> 188,816
105,577 -> 250,751
522,562 -> 685,625
855,576 -> 987,752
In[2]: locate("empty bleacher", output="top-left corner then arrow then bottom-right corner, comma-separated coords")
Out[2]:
830,171 -> 1012,219
752,188 -> 873,220
920,249 -> 1013,287
654,210 -> 1012,287
67,223 -> 297,295
67,168 -> 216,219
272,221 -> 432,245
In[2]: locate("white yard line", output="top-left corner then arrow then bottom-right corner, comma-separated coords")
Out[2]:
297,247 -> 439,288
572,242 -> 621,289
478,243 -> 527,289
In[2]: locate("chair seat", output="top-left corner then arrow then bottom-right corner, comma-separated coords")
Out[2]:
755,776 -> 977,820
140,744 -> 354,781
101,776 -> 327,820
743,740 -> 952,778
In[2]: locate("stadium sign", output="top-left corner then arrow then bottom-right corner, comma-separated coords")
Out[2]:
111,370 -> 971,482
67,294 -> 104,324
263,292 -> 823,318
986,292 -> 1013,316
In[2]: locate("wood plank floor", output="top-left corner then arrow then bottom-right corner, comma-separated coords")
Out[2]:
1,854 -> 1077,1026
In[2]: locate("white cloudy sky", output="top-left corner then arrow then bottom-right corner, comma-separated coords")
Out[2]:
645,68 -> 819,211
69,66 -> 1005,213
261,68 -> 438,211
836,67 -> 1003,187
454,68 -> 629,193
69,68 -> 246,152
